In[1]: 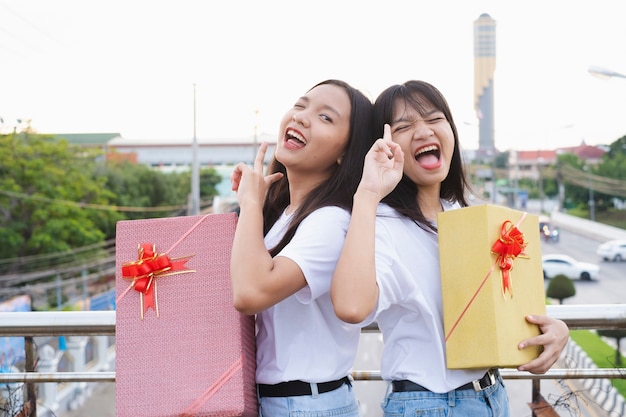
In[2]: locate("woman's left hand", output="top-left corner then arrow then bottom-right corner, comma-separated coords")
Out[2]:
517,315 -> 569,374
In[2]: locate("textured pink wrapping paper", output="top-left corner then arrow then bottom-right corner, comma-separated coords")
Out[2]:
115,213 -> 257,417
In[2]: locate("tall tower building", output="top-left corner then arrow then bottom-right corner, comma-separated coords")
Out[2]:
474,13 -> 496,159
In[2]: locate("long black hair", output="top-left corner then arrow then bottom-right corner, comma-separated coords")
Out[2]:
372,80 -> 470,232
263,79 -> 374,256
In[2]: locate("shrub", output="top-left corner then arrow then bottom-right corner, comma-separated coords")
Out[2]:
546,274 -> 576,304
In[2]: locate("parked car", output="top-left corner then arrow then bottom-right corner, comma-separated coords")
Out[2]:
542,254 -> 600,281
596,239 -> 626,262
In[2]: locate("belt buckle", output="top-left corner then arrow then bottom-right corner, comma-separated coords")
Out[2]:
472,370 -> 496,392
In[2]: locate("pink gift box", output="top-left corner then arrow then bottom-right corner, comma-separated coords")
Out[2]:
115,213 -> 257,417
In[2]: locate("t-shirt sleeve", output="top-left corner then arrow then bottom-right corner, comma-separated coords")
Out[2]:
346,215 -> 402,327
276,206 -> 350,303
373,217 -> 407,316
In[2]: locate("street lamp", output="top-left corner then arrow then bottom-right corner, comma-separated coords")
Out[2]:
588,65 -> 626,80
583,65 -> 625,220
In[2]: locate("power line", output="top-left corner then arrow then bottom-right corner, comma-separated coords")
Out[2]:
0,239 -> 114,266
0,2 -> 64,47
0,189 -> 187,212
559,165 -> 626,198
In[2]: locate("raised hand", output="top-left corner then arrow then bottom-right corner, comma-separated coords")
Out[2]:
231,142 -> 283,209
358,124 -> 404,201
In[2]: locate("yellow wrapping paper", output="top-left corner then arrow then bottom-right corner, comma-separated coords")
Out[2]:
438,204 -> 546,369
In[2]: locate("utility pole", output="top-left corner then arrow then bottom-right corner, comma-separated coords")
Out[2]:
190,83 -> 200,215
587,166 -> 596,221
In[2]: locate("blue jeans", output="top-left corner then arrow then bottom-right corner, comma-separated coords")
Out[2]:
258,379 -> 360,417
381,376 -> 510,417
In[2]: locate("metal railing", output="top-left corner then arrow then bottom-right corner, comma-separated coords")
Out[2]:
1,304 -> 625,416
2,305 -> 626,383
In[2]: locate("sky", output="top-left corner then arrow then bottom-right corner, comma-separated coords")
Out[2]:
1,0 -> 626,152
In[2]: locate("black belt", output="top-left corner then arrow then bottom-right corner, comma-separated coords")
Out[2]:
392,369 -> 498,393
258,376 -> 351,397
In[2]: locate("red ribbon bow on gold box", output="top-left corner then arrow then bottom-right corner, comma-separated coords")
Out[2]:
491,219 -> 528,298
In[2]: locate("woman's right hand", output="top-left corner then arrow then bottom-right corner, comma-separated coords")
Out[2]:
358,124 -> 404,201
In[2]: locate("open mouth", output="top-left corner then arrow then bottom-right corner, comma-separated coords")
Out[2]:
414,144 -> 441,165
285,128 -> 306,148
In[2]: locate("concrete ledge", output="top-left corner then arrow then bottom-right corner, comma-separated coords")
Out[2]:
550,211 -> 626,242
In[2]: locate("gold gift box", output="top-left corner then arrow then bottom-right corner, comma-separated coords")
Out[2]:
438,204 -> 546,369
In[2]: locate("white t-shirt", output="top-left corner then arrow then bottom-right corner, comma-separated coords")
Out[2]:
371,202 -> 488,393
255,205 -> 360,385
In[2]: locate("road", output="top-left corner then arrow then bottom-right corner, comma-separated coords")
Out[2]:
540,229 -> 625,305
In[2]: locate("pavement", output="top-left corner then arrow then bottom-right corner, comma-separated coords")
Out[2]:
58,383 -> 115,417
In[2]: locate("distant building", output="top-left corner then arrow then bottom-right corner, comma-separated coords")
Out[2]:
49,133 -> 276,169
107,136 -> 276,170
51,133 -> 121,148
48,133 -> 277,199
559,142 -> 606,163
474,13 -> 497,160
510,142 -> 606,181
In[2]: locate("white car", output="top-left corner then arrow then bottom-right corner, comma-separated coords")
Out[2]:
596,239 -> 626,262
542,254 -> 600,281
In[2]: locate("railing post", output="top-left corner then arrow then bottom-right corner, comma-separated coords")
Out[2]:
94,336 -> 110,371
66,337 -> 88,374
36,345 -> 62,414
531,378 -> 540,416
24,336 -> 37,417
531,378 -> 540,403
65,336 -> 89,410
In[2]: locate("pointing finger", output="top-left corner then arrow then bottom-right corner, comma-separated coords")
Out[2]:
254,142 -> 269,173
383,124 -> 392,141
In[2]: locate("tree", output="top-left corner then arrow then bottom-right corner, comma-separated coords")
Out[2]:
0,133 -> 119,261
596,329 -> 626,366
605,135 -> 626,159
546,274 -> 576,304
1,133 -> 224,264
199,168 -> 221,201
101,159 -> 190,225
101,160 -> 223,231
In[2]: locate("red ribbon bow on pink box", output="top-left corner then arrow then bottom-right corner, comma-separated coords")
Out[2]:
121,243 -> 194,319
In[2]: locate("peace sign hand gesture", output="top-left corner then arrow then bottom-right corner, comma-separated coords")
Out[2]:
231,142 -> 283,210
